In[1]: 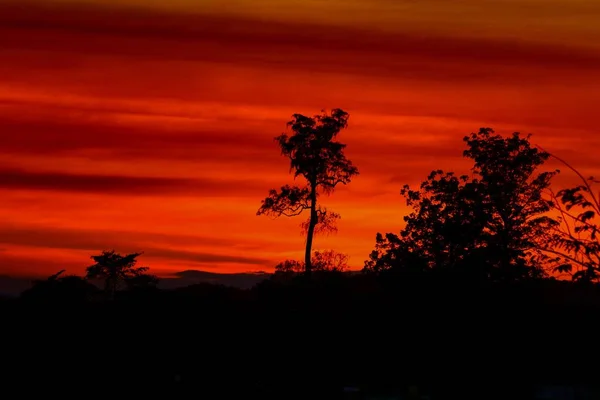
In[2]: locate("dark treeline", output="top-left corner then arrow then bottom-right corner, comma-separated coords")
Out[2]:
4,271 -> 600,398
3,109 -> 600,399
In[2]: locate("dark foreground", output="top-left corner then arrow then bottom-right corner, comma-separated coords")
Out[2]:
2,274 -> 600,399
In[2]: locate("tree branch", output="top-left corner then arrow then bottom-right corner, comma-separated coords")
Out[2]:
257,185 -> 311,218
539,145 -> 600,212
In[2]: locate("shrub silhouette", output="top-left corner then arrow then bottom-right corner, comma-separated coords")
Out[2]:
20,270 -> 98,304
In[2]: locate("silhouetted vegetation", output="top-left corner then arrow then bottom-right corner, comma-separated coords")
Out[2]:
274,249 -> 349,274
258,108 -> 359,277
20,269 -> 98,305
85,250 -> 158,299
543,150 -> 600,283
5,117 -> 600,398
365,129 -> 557,282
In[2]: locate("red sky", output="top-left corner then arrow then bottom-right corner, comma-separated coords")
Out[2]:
1,0 -> 599,277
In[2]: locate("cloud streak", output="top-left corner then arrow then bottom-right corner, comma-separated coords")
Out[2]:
0,224 -> 271,278
0,106 -> 271,159
2,2 -> 599,85
0,167 -> 269,197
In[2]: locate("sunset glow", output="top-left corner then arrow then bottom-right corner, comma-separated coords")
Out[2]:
1,0 -> 599,277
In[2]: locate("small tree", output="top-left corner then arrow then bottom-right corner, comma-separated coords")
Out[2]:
274,259 -> 305,276
273,250 -> 349,278
85,250 -> 157,298
258,109 -> 359,277
312,250 -> 349,273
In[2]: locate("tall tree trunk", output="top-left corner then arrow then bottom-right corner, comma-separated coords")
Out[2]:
304,184 -> 318,278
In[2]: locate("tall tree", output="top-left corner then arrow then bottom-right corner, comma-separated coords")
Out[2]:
365,128 -> 558,281
258,109 -> 359,277
463,129 -> 558,280
85,250 -> 156,298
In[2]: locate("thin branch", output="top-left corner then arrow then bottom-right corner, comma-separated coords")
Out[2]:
539,145 -> 600,211
538,247 -> 596,271
547,188 -> 574,237
281,208 -> 307,217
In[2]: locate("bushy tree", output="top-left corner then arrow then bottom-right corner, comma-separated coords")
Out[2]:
365,128 -> 558,281
365,171 -> 488,279
85,250 -> 158,298
464,129 -> 558,279
258,109 -> 359,277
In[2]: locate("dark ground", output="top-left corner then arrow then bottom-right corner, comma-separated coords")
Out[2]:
2,274 -> 599,398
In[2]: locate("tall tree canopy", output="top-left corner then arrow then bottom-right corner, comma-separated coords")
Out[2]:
258,109 -> 359,277
365,128 -> 558,282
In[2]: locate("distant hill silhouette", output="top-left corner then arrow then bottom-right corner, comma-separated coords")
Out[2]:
159,270 -> 272,290
0,269 -> 370,297
0,270 -> 274,297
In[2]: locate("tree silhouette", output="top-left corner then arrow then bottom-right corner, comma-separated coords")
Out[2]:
366,128 -> 558,281
541,151 -> 600,282
365,171 -> 488,279
85,250 -> 157,298
463,129 -> 558,280
257,109 -> 359,277
274,250 -> 349,278
312,250 -> 349,272
20,270 -> 98,304
274,259 -> 305,275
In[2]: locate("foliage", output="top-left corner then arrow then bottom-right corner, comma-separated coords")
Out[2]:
274,250 -> 350,278
258,109 -> 359,276
274,259 -> 305,275
258,185 -> 311,218
543,151 -> 600,282
464,129 -> 558,280
300,208 -> 341,237
86,250 -> 158,297
312,250 -> 349,272
365,128 -> 558,281
20,270 -> 98,304
364,171 -> 487,279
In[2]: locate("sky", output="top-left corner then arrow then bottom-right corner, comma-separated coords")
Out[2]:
1,0 -> 599,277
